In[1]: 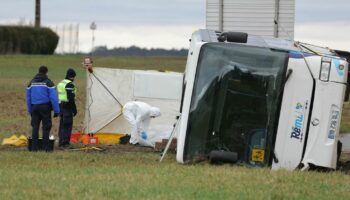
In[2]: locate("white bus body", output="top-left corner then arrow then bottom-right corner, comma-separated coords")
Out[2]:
176,29 -> 348,170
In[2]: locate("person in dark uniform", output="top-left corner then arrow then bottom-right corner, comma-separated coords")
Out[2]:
26,66 -> 60,151
57,68 -> 77,148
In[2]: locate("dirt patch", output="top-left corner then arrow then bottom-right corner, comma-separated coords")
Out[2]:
339,152 -> 350,173
338,161 -> 350,174
93,144 -> 156,153
0,142 -> 157,154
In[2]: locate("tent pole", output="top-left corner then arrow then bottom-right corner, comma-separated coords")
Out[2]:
160,114 -> 181,162
86,72 -> 94,134
90,72 -> 123,107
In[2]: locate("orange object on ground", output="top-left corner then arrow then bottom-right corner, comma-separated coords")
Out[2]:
71,133 -> 125,144
82,134 -> 99,145
70,132 -> 82,143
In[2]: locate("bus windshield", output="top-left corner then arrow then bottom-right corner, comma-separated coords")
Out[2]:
183,43 -> 289,166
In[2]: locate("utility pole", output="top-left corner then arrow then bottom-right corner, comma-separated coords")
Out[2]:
35,0 -> 41,28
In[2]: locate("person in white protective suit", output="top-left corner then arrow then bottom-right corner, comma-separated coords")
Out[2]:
122,101 -> 161,145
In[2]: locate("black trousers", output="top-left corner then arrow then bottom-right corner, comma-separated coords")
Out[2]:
58,104 -> 73,147
31,104 -> 52,151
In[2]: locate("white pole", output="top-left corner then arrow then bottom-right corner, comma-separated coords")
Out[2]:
90,22 -> 97,53
75,24 -> 80,53
69,24 -> 73,53
92,29 -> 95,52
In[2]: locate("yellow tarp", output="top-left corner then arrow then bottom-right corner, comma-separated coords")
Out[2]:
95,133 -> 126,144
2,135 -> 28,146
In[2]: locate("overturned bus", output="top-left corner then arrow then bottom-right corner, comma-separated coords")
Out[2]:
176,29 -> 350,170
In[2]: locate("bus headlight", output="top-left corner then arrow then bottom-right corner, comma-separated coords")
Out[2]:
320,58 -> 331,81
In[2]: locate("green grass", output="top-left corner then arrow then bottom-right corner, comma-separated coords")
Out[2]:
1,55 -> 350,199
340,103 -> 350,133
0,151 -> 350,200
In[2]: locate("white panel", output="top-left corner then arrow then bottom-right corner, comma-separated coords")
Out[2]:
84,68 -> 133,134
84,68 -> 183,135
206,0 -> 295,39
134,71 -> 183,100
206,0 -> 220,30
272,57 -> 314,170
302,82 -> 346,169
223,0 -> 275,37
278,0 -> 295,39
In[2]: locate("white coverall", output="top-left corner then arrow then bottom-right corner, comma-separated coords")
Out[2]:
123,101 -> 161,144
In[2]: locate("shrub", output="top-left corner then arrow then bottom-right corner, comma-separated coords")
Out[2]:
0,26 -> 59,54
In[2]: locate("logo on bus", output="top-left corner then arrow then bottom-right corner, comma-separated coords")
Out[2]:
328,105 -> 340,140
290,102 -> 304,142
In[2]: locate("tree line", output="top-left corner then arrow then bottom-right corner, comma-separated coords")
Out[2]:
92,46 -> 188,57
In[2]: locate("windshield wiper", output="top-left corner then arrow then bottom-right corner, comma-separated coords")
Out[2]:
273,151 -> 279,163
283,69 -> 293,86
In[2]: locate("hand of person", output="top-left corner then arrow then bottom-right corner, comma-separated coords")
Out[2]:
141,131 -> 148,140
53,113 -> 59,118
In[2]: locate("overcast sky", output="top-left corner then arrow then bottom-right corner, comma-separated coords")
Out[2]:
0,0 -> 349,52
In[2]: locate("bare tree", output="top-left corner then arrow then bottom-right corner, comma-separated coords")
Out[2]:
35,0 -> 40,27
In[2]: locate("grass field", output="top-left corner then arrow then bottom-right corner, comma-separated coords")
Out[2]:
0,55 -> 185,139
0,151 -> 350,200
1,55 -> 350,199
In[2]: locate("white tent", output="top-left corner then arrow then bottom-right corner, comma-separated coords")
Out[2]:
83,67 -> 183,141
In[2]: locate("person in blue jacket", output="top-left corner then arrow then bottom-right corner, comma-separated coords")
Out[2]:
26,66 -> 60,151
